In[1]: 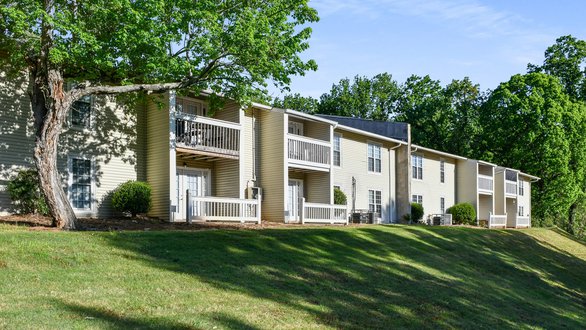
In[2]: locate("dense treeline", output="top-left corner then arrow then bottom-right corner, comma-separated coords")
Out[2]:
274,35 -> 586,236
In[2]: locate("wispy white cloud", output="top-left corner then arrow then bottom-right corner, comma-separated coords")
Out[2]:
312,0 -> 530,38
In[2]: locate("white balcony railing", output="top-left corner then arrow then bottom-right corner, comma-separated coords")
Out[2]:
175,113 -> 240,157
300,198 -> 348,224
478,174 -> 494,193
287,134 -> 331,169
516,216 -> 530,227
186,193 -> 261,224
506,180 -> 517,196
489,213 -> 507,228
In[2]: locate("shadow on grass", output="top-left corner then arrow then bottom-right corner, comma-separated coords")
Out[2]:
96,226 -> 586,329
52,299 -> 261,330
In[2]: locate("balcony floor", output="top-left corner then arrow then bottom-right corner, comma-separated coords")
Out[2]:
176,146 -> 239,161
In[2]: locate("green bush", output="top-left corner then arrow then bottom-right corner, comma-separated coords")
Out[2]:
334,187 -> 347,205
446,202 -> 476,225
411,203 -> 424,223
111,181 -> 152,217
7,168 -> 49,215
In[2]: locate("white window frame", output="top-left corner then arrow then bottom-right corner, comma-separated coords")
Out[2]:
412,154 -> 423,180
440,159 -> 445,183
288,121 -> 304,135
518,180 -> 525,196
368,189 -> 382,215
68,155 -> 95,212
440,197 -> 445,214
518,205 -> 525,217
69,94 -> 93,130
411,194 -> 423,204
175,97 -> 208,116
367,141 -> 382,174
333,133 -> 342,167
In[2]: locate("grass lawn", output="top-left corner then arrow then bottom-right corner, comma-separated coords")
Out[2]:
0,224 -> 585,329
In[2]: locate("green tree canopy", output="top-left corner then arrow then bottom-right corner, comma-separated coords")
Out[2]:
478,72 -> 586,229
528,35 -> 586,101
0,0 -> 319,229
318,73 -> 400,120
273,93 -> 319,113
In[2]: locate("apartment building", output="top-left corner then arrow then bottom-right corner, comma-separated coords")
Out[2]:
0,80 -> 539,226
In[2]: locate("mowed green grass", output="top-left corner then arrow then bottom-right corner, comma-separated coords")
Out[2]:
1,224 -> 585,329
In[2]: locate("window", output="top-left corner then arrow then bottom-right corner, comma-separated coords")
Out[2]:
288,121 -> 304,135
412,195 -> 423,204
333,134 -> 341,167
412,155 -> 423,180
440,160 -> 445,183
70,158 -> 92,210
71,95 -> 92,128
518,206 -> 525,217
440,197 -> 445,214
176,97 -> 207,116
368,143 -> 381,173
518,180 -> 525,196
369,190 -> 382,214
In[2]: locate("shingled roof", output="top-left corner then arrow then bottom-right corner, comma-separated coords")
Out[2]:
315,114 -> 409,142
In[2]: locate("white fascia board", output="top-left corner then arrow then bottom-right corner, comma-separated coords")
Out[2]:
410,144 -> 467,160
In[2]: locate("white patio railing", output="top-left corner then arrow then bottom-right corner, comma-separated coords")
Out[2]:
516,216 -> 530,228
299,198 -> 348,224
186,192 -> 261,224
175,113 -> 240,157
478,174 -> 494,193
489,213 -> 507,228
505,180 -> 517,196
427,214 -> 452,226
287,134 -> 331,169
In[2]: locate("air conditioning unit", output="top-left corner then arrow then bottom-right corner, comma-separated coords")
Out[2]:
247,187 -> 262,201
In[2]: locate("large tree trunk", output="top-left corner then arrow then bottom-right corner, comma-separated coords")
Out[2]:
31,69 -> 78,230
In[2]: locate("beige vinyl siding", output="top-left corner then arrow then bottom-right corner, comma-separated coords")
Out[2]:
214,158 -> 239,198
212,100 -> 240,123
332,130 -> 395,223
456,159 -> 479,216
258,110 -> 286,222
1,71 -> 143,217
241,108 -> 260,197
517,176 -> 532,224
59,96 -> 143,218
303,119 -> 331,141
306,171 -> 331,204
0,72 -> 36,215
395,145 -> 410,221
410,151 -> 457,218
494,170 -> 505,215
146,94 -> 171,219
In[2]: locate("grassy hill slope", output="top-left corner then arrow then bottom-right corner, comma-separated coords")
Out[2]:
0,224 -> 585,329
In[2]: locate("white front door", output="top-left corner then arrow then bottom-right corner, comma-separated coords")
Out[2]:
176,168 -> 210,220
287,179 -> 304,222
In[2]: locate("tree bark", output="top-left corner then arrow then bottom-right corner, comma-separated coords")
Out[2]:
31,68 -> 78,230
568,202 -> 577,235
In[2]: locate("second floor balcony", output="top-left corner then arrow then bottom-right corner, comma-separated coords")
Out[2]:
287,133 -> 331,171
175,113 -> 240,159
478,174 -> 494,194
505,180 -> 517,197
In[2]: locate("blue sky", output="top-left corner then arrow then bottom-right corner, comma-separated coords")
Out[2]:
271,0 -> 586,98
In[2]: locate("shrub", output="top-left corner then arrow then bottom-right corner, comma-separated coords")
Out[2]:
111,181 -> 152,217
334,187 -> 347,205
7,168 -> 49,215
447,202 -> 476,225
411,203 -> 424,223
